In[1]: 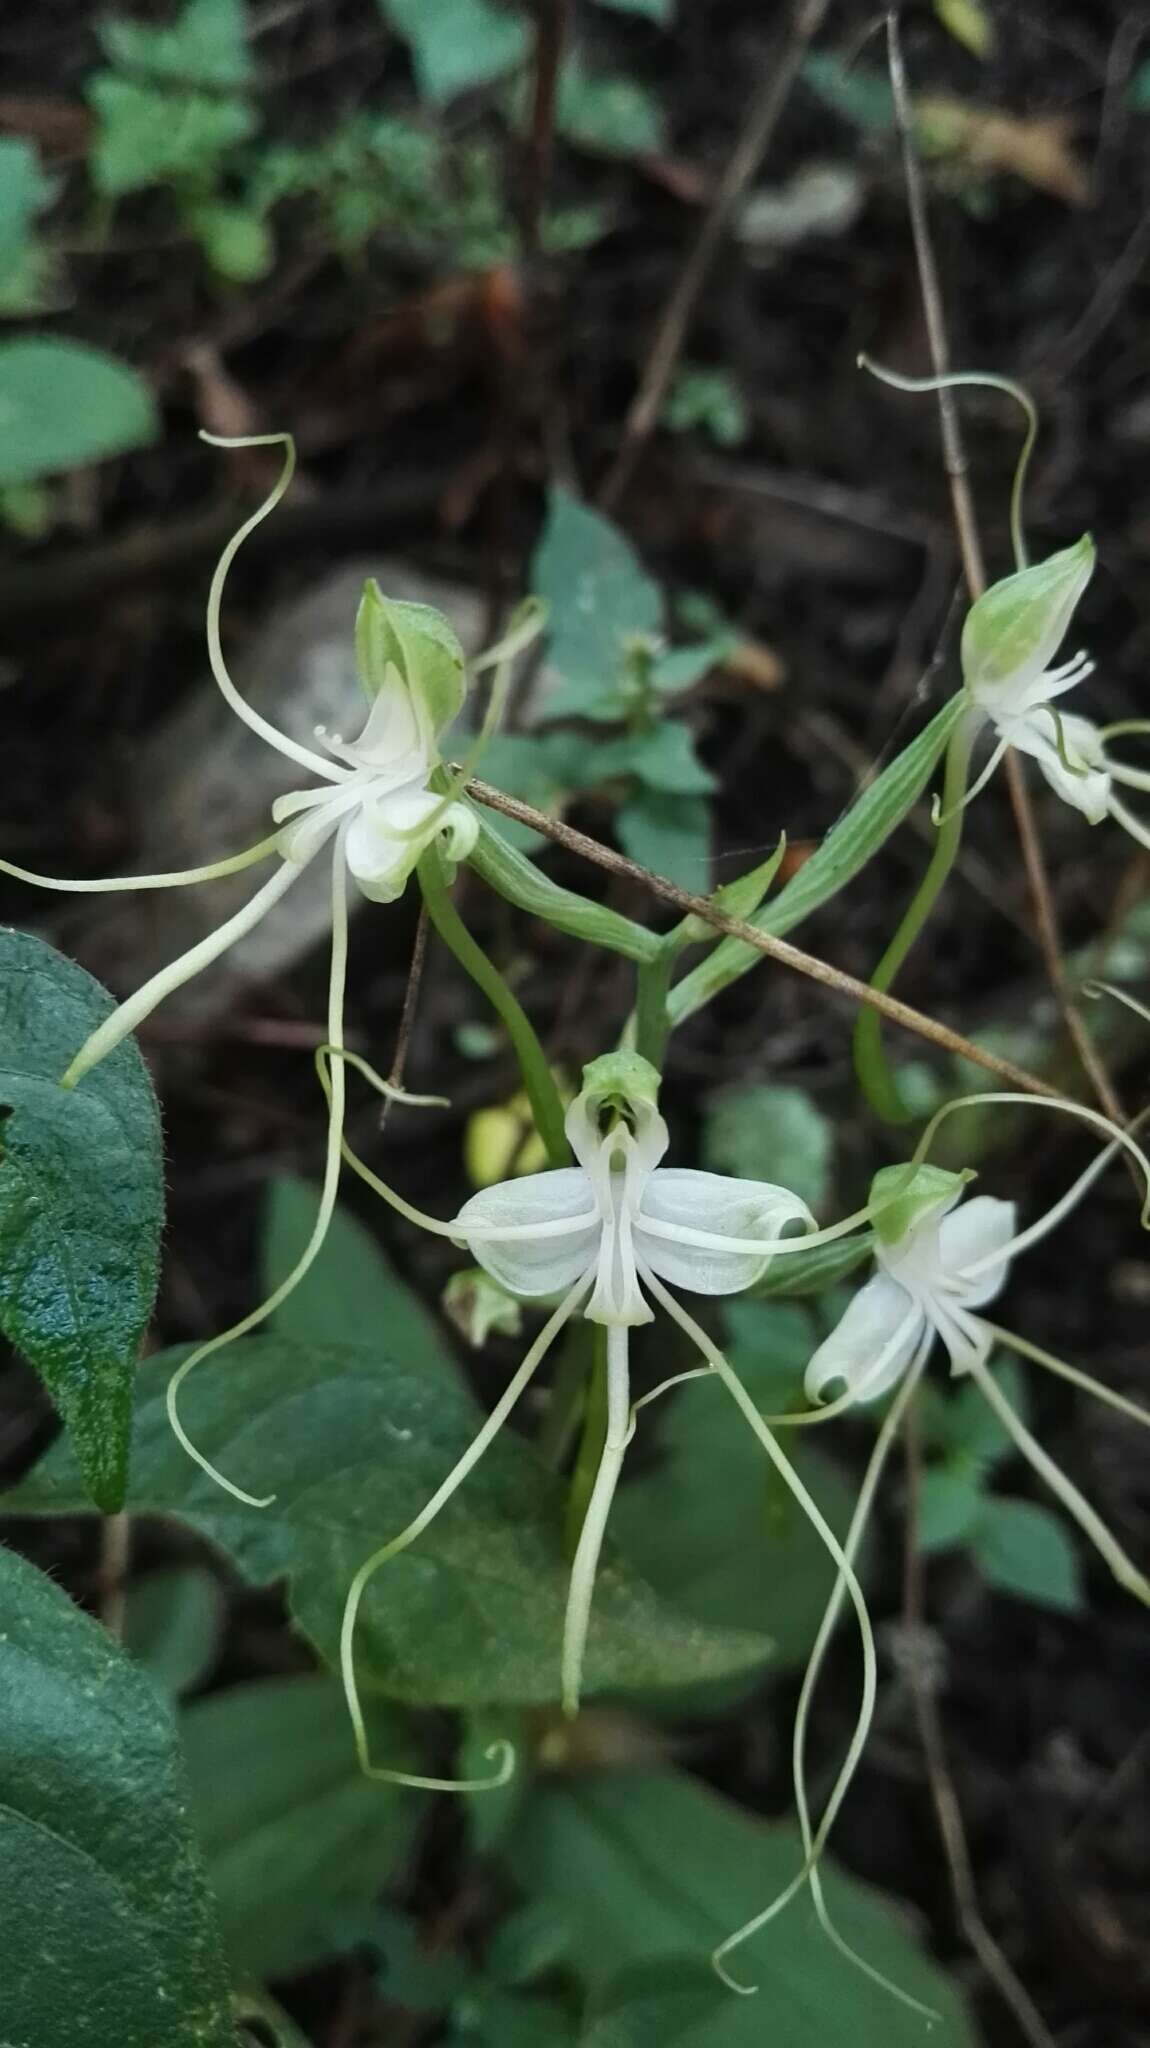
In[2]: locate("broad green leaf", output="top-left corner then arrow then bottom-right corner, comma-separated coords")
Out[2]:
88,75 -> 256,195
380,0 -> 530,103
669,694 -> 964,1023
262,1175 -> 459,1378
533,488 -> 662,718
475,733 -> 571,852
614,1305 -> 867,1676
972,1496 -> 1083,1612
0,138 -> 53,285
0,930 -> 163,1507
0,1543 -> 233,2048
8,1335 -> 770,1708
582,1960 -> 735,2045
556,56 -> 664,157
0,338 -> 158,487
917,1466 -> 984,1553
618,789 -> 711,891
181,1673 -> 423,1977
451,1988 -> 579,2046
922,1357 -> 1028,1467
801,53 -> 895,133
100,0 -> 253,87
703,1082 -> 832,1212
468,813 -> 662,963
506,1767 -> 975,2044
597,722 -> 717,797
123,1563 -> 223,1700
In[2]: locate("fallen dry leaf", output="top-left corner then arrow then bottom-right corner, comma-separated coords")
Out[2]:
919,94 -> 1090,207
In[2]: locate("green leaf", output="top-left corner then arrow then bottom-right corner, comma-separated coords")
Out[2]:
0,1543 -> 233,2048
669,694 -> 964,1023
533,488 -> 662,718
614,1305 -> 866,1676
123,1563 -> 223,1700
703,1082 -> 832,1212
88,74 -> 256,195
597,722 -> 716,797
663,366 -> 749,448
100,0 -> 253,88
262,1175 -> 459,1379
972,1497 -> 1083,1612
0,138 -> 53,284
468,813 -> 662,963
187,198 -> 273,281
0,930 -> 163,1508
923,1357 -> 1028,1468
617,789 -> 711,891
556,55 -> 664,157
475,734 -> 571,852
748,1230 -> 873,1300
0,339 -> 158,487
380,0 -> 530,103
917,1466 -> 984,1553
181,1673 -> 423,1977
505,1767 -> 976,2044
452,1987 -> 580,2046
9,1335 -> 771,1708
580,1960 -> 728,2045
801,53 -> 895,133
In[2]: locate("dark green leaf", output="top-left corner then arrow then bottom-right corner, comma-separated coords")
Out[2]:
181,1673 -> 423,1977
262,1175 -> 459,1379
0,930 -> 163,1508
556,56 -> 664,157
0,1543 -> 233,2048
917,1466 -> 984,1553
8,1334 -> 770,1708
597,723 -> 716,797
380,0 -> 530,102
703,1082 -> 833,1212
0,339 -> 158,487
614,1305 -> 867,1677
88,75 -> 256,194
617,789 -> 711,891
123,1563 -> 223,1701
533,488 -> 662,718
506,1768 -> 975,2044
972,1496 -> 1083,1612
100,0 -> 253,88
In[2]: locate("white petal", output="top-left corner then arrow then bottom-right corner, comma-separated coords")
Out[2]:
456,1171 -> 600,1298
272,781 -> 362,865
345,784 -> 443,902
1004,710 -> 1111,824
347,670 -> 429,773
634,1169 -> 813,1296
804,1273 -> 924,1405
938,1194 -> 1017,1310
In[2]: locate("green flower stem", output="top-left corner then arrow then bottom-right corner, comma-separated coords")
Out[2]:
416,848 -> 570,1167
853,707 -> 978,1122
564,1324 -> 608,1562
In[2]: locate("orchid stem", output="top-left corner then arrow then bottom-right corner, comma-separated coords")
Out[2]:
417,846 -> 570,1168
854,710 -> 977,1123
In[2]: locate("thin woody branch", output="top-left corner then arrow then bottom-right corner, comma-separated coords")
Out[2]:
461,773 -> 1060,1102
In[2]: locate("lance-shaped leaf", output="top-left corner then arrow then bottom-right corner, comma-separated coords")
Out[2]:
0,929 -> 163,1508
6,1334 -> 771,1708
0,1543 -> 234,2048
668,694 -> 965,1023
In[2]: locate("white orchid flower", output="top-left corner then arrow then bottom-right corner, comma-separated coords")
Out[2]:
1,432 -> 491,1507
952,535 -> 1150,848
332,1050 -> 888,1827
711,1091 -> 1150,2008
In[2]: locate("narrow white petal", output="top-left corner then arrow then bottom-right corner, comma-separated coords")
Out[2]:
635,1169 -> 812,1296
804,1274 -> 924,1405
347,669 -> 429,771
457,1171 -> 600,1298
345,783 -> 443,901
938,1194 -> 1017,1310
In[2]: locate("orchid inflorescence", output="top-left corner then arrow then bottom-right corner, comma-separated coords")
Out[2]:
8,389 -> 1150,2020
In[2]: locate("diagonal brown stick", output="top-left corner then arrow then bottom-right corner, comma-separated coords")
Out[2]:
598,0 -> 830,510
886,7 -> 1122,1126
463,773 -> 1059,1100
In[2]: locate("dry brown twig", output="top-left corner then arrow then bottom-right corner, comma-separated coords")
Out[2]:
463,773 -> 1058,1101
885,6 -> 1123,1127
599,0 -> 831,510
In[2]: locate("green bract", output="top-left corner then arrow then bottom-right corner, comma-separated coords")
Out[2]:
354,577 -> 466,734
960,534 -> 1094,699
868,1161 -> 972,1246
